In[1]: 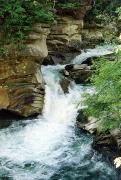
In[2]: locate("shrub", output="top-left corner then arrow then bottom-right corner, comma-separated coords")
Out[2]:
116,7 -> 121,20
0,0 -> 54,44
84,50 -> 121,131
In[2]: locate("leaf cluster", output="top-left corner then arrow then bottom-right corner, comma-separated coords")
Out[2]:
116,7 -> 121,20
57,2 -> 81,9
88,0 -> 117,25
84,51 -> 121,131
0,0 -> 54,44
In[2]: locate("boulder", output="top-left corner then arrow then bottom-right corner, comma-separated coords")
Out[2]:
76,111 -> 99,134
64,64 -> 92,83
76,110 -> 88,123
60,77 -> 70,93
82,117 -> 99,134
92,133 -> 119,160
42,56 -> 55,66
111,128 -> 121,152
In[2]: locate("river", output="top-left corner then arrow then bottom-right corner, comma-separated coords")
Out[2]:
0,45 -> 119,180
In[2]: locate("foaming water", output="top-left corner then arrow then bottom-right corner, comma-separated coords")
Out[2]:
0,60 -> 118,179
72,45 -> 121,64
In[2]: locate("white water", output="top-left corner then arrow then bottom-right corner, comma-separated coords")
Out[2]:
0,47 -> 118,180
0,65 -> 89,180
73,45 -> 121,64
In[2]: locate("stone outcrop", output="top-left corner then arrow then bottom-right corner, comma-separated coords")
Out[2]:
60,77 -> 70,93
44,11 -> 115,65
77,110 -> 121,161
76,112 -> 121,161
0,88 -> 9,109
25,23 -> 50,59
46,16 -> 84,64
111,129 -> 121,153
0,23 -> 50,117
63,64 -> 92,84
92,133 -> 119,160
81,24 -> 113,48
44,3 -> 92,65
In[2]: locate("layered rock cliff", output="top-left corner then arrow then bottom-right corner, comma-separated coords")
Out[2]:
0,24 -> 49,117
0,1 -> 118,117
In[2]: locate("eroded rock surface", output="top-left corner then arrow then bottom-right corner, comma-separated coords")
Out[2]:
63,64 -> 92,83
0,23 -> 49,116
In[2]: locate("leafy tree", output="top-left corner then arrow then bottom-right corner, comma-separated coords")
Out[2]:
0,0 -> 54,44
116,7 -> 121,20
84,50 -> 121,131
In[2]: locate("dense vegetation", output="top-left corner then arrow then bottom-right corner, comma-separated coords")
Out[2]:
0,0 -> 119,45
0,0 -> 55,45
0,0 -> 86,53
84,51 -> 121,131
86,0 -> 119,25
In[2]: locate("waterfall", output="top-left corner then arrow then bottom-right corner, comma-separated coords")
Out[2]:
72,45 -> 121,64
0,47 -> 118,180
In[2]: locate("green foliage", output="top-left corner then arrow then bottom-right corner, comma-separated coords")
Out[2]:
84,51 -> 121,131
57,2 -> 80,9
0,0 -> 54,44
116,7 -> 121,20
89,0 -> 117,25
0,47 -> 8,57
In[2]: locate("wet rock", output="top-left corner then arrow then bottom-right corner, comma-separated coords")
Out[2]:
111,128 -> 121,152
64,64 -> 92,84
76,110 -> 88,123
76,112 -> 98,134
42,56 -> 55,66
63,70 -> 70,76
46,52 -> 66,65
0,110 -> 22,128
92,133 -> 119,160
82,117 -> 98,134
60,77 -> 70,93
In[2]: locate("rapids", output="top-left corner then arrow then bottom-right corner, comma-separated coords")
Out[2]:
0,46 -> 120,180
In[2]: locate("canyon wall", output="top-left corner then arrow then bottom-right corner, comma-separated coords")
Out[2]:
0,2 -> 117,116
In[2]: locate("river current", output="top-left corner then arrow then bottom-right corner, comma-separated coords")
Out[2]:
0,45 -> 120,180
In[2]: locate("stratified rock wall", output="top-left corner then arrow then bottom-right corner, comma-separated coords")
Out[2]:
0,24 -> 50,116
0,1 -> 116,117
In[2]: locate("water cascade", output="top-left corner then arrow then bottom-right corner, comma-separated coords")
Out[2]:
73,45 -> 121,64
0,47 -> 119,180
